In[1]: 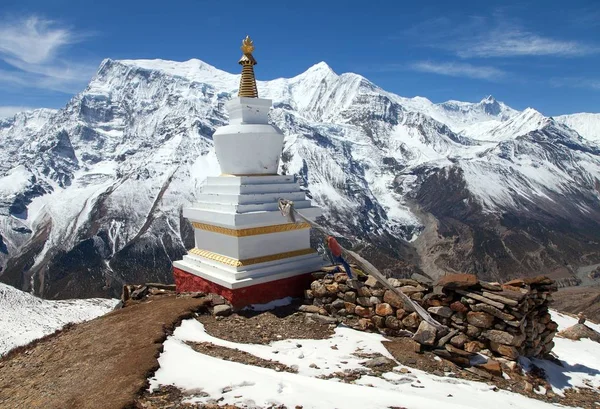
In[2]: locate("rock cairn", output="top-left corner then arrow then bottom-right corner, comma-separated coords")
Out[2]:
304,269 -> 558,363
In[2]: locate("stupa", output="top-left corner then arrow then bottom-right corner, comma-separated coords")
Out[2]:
172,36 -> 324,307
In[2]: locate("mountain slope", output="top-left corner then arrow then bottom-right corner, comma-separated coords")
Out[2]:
0,58 -> 599,298
0,283 -> 117,355
556,112 -> 600,142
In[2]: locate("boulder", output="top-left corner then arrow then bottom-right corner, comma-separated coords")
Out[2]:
371,288 -> 386,297
481,291 -> 518,307
466,311 -> 495,328
399,285 -> 426,295
450,301 -> 469,313
375,303 -> 394,316
435,273 -> 478,289
313,284 -> 328,298
398,278 -> 421,287
347,279 -> 362,290
355,306 -> 374,318
523,275 -> 554,285
369,296 -> 382,305
306,313 -> 337,324
383,290 -> 404,309
331,299 -> 345,309
427,306 -> 453,318
470,303 -> 515,321
343,291 -> 357,303
385,316 -> 400,329
357,286 -> 372,297
445,344 -> 473,357
410,292 -> 424,301
208,293 -> 227,305
356,297 -> 373,307
357,318 -> 375,331
325,283 -> 339,295
363,356 -> 396,370
557,323 -> 600,342
365,276 -> 383,288
299,305 -> 327,315
213,304 -> 232,317
402,312 -> 420,328
371,315 -> 386,328
456,290 -> 505,309
449,333 -> 469,349
489,341 -> 519,359
464,341 -> 483,353
130,286 -> 148,300
436,329 -> 459,347
413,321 -> 437,346
482,330 -> 525,347
479,281 -> 502,291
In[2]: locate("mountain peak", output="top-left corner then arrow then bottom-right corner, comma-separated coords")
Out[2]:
304,61 -> 336,76
480,95 -> 496,104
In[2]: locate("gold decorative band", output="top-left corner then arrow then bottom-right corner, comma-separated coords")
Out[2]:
189,248 -> 316,267
192,222 -> 310,237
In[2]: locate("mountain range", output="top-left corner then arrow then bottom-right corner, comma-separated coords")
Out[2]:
1,58 -> 599,299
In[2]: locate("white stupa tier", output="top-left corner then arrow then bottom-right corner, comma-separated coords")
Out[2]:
173,96 -> 324,304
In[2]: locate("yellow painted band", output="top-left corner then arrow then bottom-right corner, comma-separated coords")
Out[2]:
188,248 -> 316,267
191,222 -> 310,237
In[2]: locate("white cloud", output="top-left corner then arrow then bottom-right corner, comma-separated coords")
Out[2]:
550,77 -> 600,91
0,106 -> 35,118
410,61 -> 506,80
0,16 -> 76,64
0,16 -> 96,94
404,14 -> 598,59
458,28 -> 598,58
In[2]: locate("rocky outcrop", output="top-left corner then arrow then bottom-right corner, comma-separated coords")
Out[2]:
557,313 -> 600,343
304,268 -> 557,362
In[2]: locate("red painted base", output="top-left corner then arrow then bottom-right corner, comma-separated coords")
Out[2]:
173,267 -> 313,308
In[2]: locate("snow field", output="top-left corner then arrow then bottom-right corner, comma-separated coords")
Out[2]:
150,308 -> 600,408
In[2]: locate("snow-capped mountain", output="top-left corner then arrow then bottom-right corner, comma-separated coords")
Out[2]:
0,282 -> 117,355
0,58 -> 599,298
555,112 -> 600,142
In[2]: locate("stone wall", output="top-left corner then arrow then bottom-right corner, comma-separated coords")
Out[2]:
304,269 -> 557,363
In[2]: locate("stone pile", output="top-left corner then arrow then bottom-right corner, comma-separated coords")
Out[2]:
121,283 -> 177,302
304,269 -> 558,363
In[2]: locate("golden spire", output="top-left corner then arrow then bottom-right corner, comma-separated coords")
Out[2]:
238,35 -> 258,98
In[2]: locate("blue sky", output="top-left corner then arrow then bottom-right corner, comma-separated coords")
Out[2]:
0,0 -> 598,118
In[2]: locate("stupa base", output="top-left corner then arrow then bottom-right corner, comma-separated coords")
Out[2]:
173,266 -> 315,308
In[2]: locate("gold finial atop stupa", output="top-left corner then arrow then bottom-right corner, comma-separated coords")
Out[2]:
241,35 -> 255,54
238,35 -> 258,98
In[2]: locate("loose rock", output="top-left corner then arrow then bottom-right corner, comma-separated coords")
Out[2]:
413,321 -> 437,346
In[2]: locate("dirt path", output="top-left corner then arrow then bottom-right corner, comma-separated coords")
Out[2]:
0,295 -> 208,409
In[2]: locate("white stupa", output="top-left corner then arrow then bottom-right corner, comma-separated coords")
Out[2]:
172,36 -> 323,307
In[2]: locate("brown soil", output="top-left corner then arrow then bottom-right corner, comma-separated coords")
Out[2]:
0,295 -> 209,409
187,342 -> 298,373
552,286 -> 600,323
197,302 -> 334,344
